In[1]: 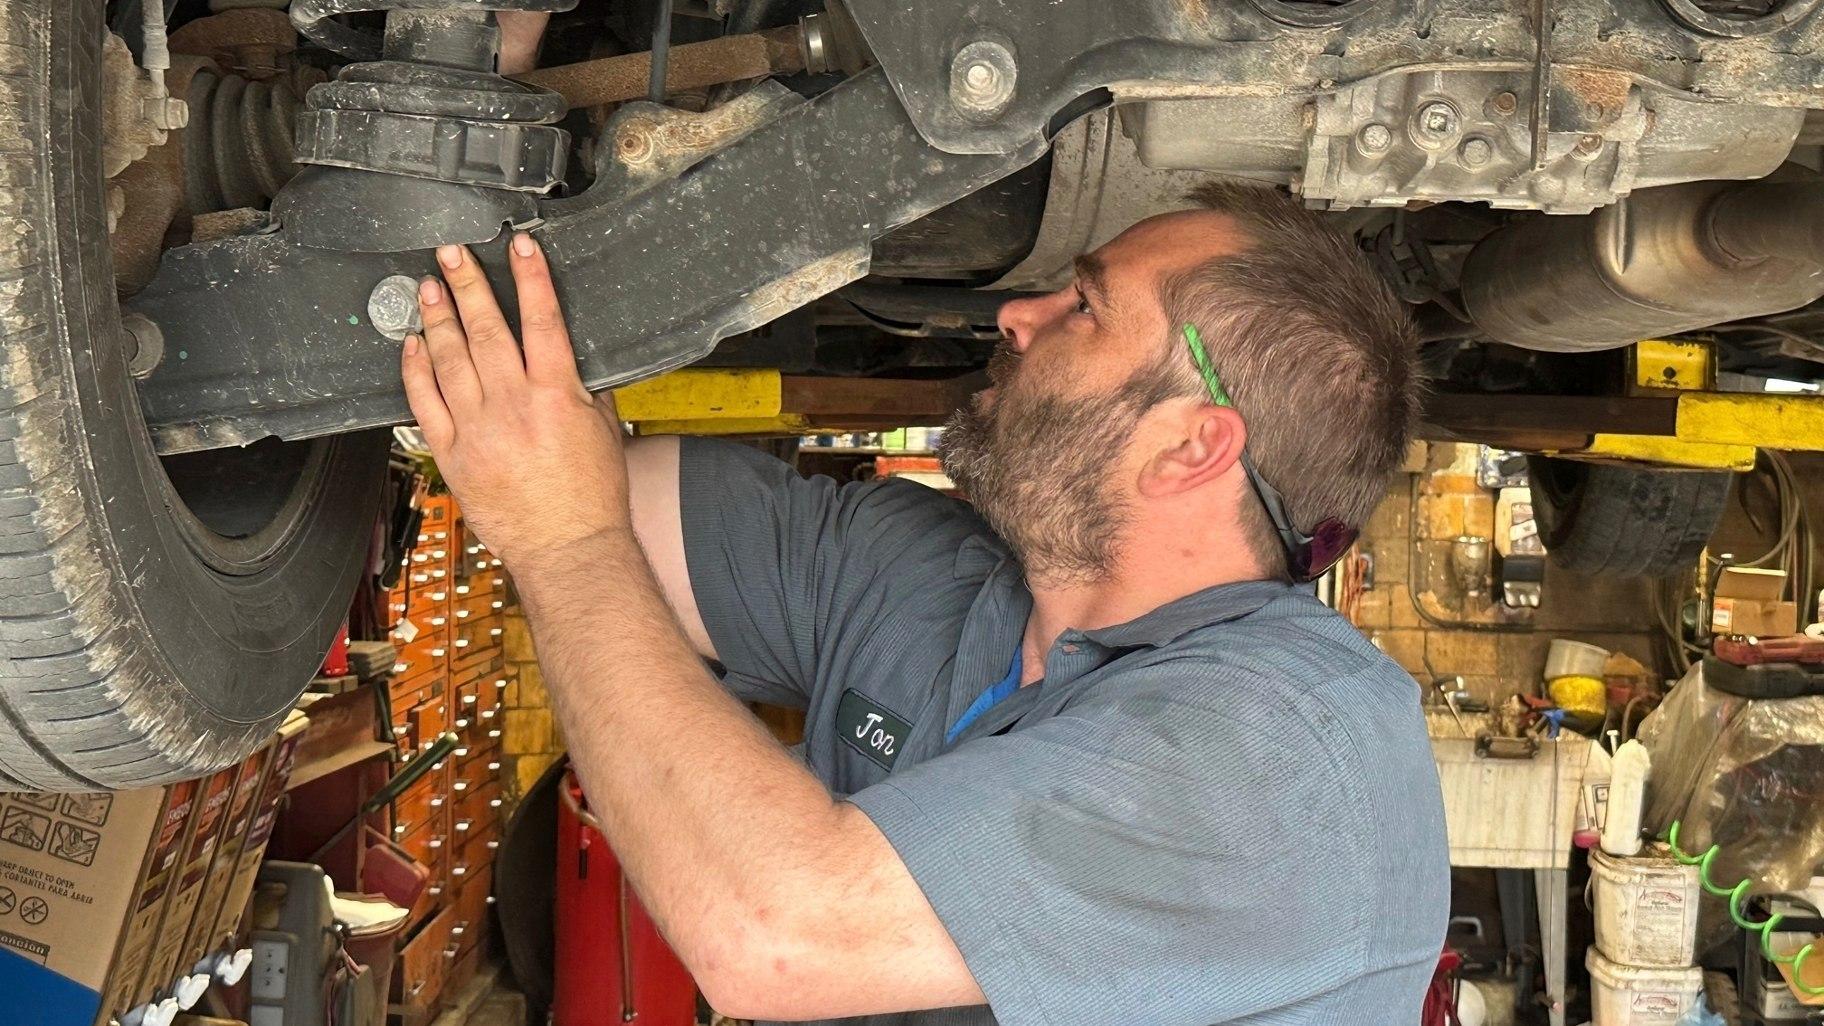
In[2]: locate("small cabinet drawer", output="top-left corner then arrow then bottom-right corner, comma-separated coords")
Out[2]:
394,905 -> 458,1014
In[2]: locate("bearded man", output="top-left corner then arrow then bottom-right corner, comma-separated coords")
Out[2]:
400,182 -> 1449,1026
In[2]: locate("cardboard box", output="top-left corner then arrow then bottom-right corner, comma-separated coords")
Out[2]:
0,785 -> 179,1026
139,764 -> 240,1005
99,778 -> 202,1020
178,741 -> 271,971
181,743 -> 274,973
1712,567 -> 1800,638
208,712 -> 310,951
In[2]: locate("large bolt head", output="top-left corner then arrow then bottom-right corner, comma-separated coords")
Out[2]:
368,274 -> 426,342
1459,136 -> 1493,168
1356,122 -> 1393,155
949,40 -> 1017,120
1414,101 -> 1459,143
143,95 -> 189,132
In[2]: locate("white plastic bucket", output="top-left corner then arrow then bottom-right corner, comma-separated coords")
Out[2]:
1591,847 -> 1701,966
1546,638 -> 1610,680
1586,947 -> 1702,1026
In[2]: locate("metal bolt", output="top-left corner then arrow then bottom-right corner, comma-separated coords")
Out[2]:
120,313 -> 165,379
1356,122 -> 1393,155
1489,91 -> 1518,117
1459,136 -> 1493,169
1575,133 -> 1604,156
615,120 -> 657,165
367,275 -> 425,342
1414,101 -> 1459,142
142,95 -> 189,132
949,40 -> 1017,119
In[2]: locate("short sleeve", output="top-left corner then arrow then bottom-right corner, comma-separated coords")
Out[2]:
677,437 -> 989,708
844,673 -> 1378,1026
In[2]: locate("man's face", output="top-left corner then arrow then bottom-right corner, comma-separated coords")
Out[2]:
938,213 -> 1246,585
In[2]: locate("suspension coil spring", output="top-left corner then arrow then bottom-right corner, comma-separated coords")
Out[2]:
182,65 -> 319,214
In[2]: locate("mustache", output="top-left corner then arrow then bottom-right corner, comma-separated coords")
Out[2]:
985,341 -> 1021,389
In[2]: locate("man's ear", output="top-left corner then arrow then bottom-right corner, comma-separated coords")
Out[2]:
1136,404 -> 1247,499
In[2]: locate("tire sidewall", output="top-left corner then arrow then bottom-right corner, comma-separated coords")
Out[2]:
53,1 -> 387,729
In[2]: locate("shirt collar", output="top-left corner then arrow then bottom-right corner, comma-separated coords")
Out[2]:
1075,579 -> 1302,649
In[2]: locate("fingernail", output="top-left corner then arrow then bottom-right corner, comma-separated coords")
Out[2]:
437,245 -> 463,270
512,233 -> 537,258
419,278 -> 441,305
403,334 -> 420,356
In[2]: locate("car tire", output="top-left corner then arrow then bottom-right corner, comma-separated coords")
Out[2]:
1527,456 -> 1732,578
0,0 -> 389,789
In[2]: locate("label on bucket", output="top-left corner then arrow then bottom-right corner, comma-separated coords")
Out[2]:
1630,992 -> 1683,1016
1632,887 -> 1691,957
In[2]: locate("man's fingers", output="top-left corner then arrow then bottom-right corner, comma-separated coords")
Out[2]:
418,276 -> 485,410
509,233 -> 582,388
401,333 -> 456,449
436,244 -> 525,384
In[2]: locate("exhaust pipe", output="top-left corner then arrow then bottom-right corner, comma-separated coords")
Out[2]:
1460,176 -> 1824,352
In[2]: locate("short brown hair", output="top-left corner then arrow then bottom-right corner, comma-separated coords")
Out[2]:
1154,182 -> 1420,579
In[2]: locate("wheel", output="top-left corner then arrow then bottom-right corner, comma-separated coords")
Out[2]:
1526,456 -> 1732,578
0,0 -> 388,789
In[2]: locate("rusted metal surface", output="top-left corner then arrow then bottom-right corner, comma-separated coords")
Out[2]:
1422,393 -> 1680,440
110,56 -> 213,294
515,25 -> 808,109
168,7 -> 297,79
780,372 -> 985,418
102,32 -> 174,178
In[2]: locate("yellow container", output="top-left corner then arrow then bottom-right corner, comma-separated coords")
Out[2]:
1548,674 -> 1607,718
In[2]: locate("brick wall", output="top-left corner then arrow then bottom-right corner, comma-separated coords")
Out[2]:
1352,443 -> 1668,706
498,596 -> 566,807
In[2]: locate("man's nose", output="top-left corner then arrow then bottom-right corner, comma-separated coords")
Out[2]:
996,295 -> 1044,352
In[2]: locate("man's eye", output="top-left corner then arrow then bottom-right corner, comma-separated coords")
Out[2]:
1074,291 -> 1092,316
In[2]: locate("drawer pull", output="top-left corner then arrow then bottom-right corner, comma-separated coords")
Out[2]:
454,781 -> 469,792
456,820 -> 471,832
454,746 -> 470,758
487,762 -> 501,772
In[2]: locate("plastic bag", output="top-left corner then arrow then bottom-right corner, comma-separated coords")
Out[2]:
1637,660 -> 1824,894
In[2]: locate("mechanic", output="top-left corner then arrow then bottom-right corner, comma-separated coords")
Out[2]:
400,181 -> 1449,1024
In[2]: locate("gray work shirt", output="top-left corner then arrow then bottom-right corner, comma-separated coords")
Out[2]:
679,438 -> 1449,1026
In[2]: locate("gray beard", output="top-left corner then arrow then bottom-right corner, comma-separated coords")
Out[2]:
938,376 -> 1145,589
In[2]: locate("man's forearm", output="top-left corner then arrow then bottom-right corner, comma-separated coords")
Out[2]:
512,527 -> 850,989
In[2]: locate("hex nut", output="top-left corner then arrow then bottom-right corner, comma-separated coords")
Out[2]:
368,275 -> 425,342
949,40 -> 1017,119
1459,136 -> 1494,168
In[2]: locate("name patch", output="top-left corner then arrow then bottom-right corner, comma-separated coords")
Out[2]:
835,689 -> 911,770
